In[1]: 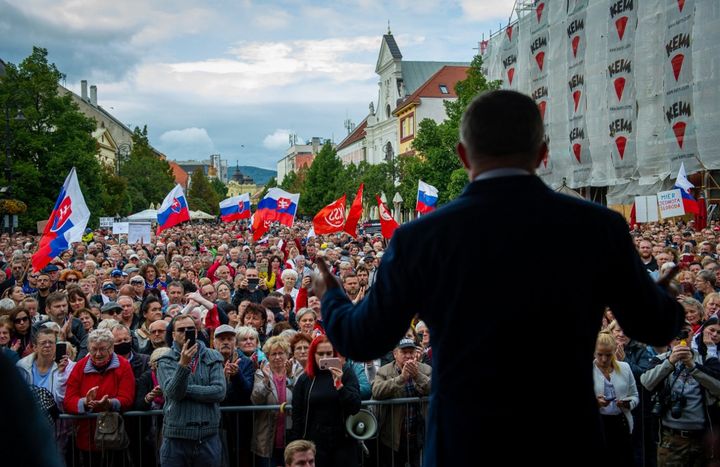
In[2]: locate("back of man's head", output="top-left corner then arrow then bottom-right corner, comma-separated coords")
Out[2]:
460,90 -> 544,160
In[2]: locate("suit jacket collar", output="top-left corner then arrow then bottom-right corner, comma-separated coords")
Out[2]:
460,174 -> 550,198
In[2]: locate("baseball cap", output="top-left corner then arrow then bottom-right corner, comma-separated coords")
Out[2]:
100,301 -> 122,314
42,264 -> 60,273
397,338 -> 418,350
213,324 -> 237,338
110,269 -> 127,277
130,277 -> 145,285
102,283 -> 118,292
129,254 -> 139,260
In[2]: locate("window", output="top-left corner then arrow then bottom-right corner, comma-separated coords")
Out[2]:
400,113 -> 414,141
439,85 -> 449,94
384,142 -> 394,162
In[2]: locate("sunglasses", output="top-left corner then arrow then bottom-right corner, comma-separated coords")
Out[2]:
175,327 -> 195,333
103,309 -> 120,315
13,316 -> 29,324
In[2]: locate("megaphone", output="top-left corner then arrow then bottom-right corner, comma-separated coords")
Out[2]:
346,409 -> 378,440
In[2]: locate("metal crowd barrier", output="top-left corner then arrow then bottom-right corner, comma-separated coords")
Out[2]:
56,397 -> 430,467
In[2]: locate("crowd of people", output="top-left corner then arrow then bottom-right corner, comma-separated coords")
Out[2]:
1,209 -> 719,466
0,220 -> 431,467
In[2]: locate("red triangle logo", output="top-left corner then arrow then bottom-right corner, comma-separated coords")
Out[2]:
573,143 -> 582,163
538,101 -> 547,120
678,0 -> 685,12
614,77 -> 626,101
507,68 -> 515,85
673,121 -> 687,149
571,36 -> 580,58
536,3 -> 545,23
572,90 -> 581,113
671,54 -> 684,81
615,136 -> 627,160
506,25 -> 513,41
535,51 -> 545,71
615,17 -> 628,41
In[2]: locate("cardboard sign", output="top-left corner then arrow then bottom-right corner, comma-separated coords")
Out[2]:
657,189 -> 686,218
112,222 -> 129,234
99,217 -> 114,228
127,223 -> 151,244
634,196 -> 659,223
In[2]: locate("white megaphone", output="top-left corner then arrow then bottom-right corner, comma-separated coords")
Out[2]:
345,409 -> 378,456
346,409 -> 377,440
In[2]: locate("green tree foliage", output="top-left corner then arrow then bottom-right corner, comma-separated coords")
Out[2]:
446,168 -> 469,200
188,168 -> 219,215
406,54 -> 501,206
210,178 -> 228,200
100,167 -> 132,216
120,126 -> 175,211
300,142 -> 343,215
0,47 -> 108,230
279,166 -> 307,195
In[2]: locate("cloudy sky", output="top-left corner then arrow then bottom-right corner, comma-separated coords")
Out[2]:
1,0 -> 515,169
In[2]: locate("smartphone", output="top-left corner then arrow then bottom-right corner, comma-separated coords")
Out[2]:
55,342 -> 67,363
319,357 -> 342,370
185,329 -> 196,347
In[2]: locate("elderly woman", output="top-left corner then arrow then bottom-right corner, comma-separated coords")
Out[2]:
60,269 -> 83,289
296,308 -> 321,338
64,328 -> 136,458
236,325 -> 267,369
74,308 -> 98,334
703,292 -> 720,320
16,327 -> 74,408
251,336 -> 294,467
278,269 -> 299,300
288,332 -> 312,379
680,296 -> 705,334
241,303 -> 269,345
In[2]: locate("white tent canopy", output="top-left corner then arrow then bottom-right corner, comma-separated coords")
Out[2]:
125,209 -> 157,222
190,210 -> 215,220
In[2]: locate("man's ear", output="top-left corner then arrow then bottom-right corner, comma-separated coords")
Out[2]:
457,142 -> 471,170
535,142 -> 548,168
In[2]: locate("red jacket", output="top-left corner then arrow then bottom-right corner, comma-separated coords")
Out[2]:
64,354 -> 136,451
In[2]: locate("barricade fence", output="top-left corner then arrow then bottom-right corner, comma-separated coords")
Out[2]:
56,397 -> 430,467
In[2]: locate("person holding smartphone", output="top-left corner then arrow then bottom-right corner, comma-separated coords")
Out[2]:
232,267 -> 269,306
16,327 -> 75,407
291,335 -> 361,467
594,331 -> 638,467
155,314 -> 226,467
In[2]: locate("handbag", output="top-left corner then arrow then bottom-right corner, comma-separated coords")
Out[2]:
94,411 -> 130,450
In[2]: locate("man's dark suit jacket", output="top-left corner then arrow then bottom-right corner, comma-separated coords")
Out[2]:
322,175 -> 684,466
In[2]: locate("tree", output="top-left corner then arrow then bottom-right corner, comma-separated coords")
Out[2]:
100,167 -> 132,216
210,178 -> 228,200
300,142 -> 343,216
406,55 -> 501,205
120,126 -> 175,211
0,47 -> 108,230
188,168 -> 219,215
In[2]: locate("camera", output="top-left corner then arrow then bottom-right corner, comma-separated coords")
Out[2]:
669,392 -> 686,419
650,392 -> 665,417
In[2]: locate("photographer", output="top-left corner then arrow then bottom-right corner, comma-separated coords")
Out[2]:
640,317 -> 720,466
232,267 -> 268,306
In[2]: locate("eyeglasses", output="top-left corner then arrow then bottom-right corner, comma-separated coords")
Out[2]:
131,281 -> 144,285
14,316 -> 29,323
103,309 -> 119,315
66,278 -> 79,283
175,327 -> 195,333
38,341 -> 55,347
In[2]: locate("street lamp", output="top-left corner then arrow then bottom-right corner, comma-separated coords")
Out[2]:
4,105 -> 25,234
4,105 -> 25,196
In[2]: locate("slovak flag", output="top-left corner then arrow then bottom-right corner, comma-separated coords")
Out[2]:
674,162 -> 699,215
251,188 -> 300,241
157,184 -> 190,233
219,193 -> 251,222
32,168 -> 90,272
416,180 -> 439,214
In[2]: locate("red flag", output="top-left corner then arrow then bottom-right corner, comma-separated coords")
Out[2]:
376,195 -> 399,239
695,197 -> 707,230
313,195 -> 347,235
251,210 -> 271,242
344,184 -> 364,237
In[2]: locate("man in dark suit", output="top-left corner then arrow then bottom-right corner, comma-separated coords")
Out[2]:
314,90 -> 685,466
